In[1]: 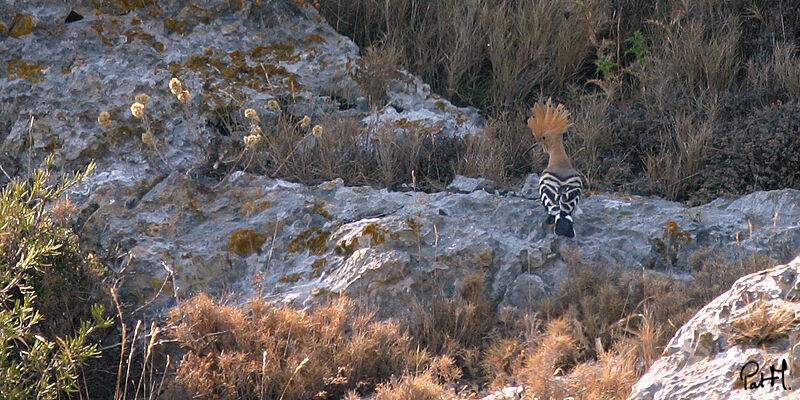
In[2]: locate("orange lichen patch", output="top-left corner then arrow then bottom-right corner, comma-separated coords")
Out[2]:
280,273 -> 303,283
334,238 -> 357,256
42,139 -> 62,154
90,20 -> 114,46
288,227 -> 330,256
311,257 -> 327,277
184,54 -> 237,79
405,218 -> 422,236
131,17 -> 142,25
228,229 -> 268,257
240,200 -> 272,217
229,0 -> 244,11
307,33 -> 326,44
228,50 -> 248,67
663,220 -> 691,247
9,13 -> 34,38
124,27 -> 167,53
171,47 -> 303,93
0,22 -> 8,34
361,223 -> 387,245
164,17 -> 187,34
97,0 -> 152,12
334,222 -> 396,256
250,44 -> 298,61
152,41 -> 167,52
7,60 -> 45,83
306,200 -> 332,220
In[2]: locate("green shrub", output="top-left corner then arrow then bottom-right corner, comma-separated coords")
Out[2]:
0,155 -> 113,399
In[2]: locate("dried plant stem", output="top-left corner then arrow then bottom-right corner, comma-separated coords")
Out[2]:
212,148 -> 249,190
141,113 -> 173,171
111,286 -> 127,400
278,357 -> 309,400
123,320 -> 142,399
270,133 -> 313,178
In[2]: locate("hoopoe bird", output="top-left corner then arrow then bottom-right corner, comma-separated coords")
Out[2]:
526,99 -> 583,238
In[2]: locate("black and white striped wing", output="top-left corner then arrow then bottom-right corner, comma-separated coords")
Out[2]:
538,174 -> 560,217
558,175 -> 582,215
538,172 -> 582,216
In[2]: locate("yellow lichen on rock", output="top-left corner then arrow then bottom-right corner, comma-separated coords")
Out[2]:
228,229 -> 268,257
9,14 -> 33,38
288,228 -> 330,256
7,60 -> 45,83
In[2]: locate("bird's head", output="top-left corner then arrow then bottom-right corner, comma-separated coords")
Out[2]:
526,98 -> 571,153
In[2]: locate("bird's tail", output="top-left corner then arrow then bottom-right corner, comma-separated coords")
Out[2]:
527,98 -> 571,141
554,213 -> 574,238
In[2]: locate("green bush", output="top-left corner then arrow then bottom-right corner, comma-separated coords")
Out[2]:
0,155 -> 113,399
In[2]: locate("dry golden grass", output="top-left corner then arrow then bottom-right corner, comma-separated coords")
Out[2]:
318,0 -> 800,202
156,246 -> 773,399
730,298 -> 800,346
409,276 -> 495,378
167,294 -> 427,399
371,372 -> 448,400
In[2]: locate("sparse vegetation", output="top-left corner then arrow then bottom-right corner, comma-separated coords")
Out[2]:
141,246 -> 772,400
5,0 -> 800,398
318,0 -> 800,201
0,156 -> 114,399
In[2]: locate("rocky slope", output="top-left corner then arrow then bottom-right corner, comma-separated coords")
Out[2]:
3,1 -> 800,398
2,0 -> 799,325
75,168 -> 800,320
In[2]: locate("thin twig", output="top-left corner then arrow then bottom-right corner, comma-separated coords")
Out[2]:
0,162 -> 12,182
123,320 -> 142,399
111,286 -> 127,400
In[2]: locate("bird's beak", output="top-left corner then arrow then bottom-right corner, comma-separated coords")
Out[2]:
526,142 -> 540,153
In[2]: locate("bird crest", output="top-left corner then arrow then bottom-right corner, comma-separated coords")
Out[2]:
527,98 -> 571,142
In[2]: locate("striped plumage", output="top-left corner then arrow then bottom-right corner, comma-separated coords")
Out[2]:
538,171 -> 582,237
527,98 -> 583,238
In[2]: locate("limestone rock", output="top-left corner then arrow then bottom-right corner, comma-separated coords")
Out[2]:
628,255 -> 800,400
447,175 -> 497,193
0,0 -> 481,180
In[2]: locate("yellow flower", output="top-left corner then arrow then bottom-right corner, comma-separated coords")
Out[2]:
97,111 -> 111,127
300,115 -> 311,128
131,102 -> 145,118
177,90 -> 190,103
312,124 -> 323,137
243,134 -> 262,148
135,93 -> 151,105
267,99 -> 279,110
141,131 -> 153,145
169,77 -> 183,95
244,108 -> 260,122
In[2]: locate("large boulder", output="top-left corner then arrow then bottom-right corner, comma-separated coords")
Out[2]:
629,255 -> 800,399
0,0 -> 480,179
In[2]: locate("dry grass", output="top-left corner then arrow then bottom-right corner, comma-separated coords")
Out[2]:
318,0 -> 800,202
151,245 -> 775,400
369,372 -> 449,400
454,111 -> 542,185
351,45 -> 402,107
167,294 -> 427,399
643,110 -> 715,200
409,276 -> 496,378
730,298 -> 800,346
